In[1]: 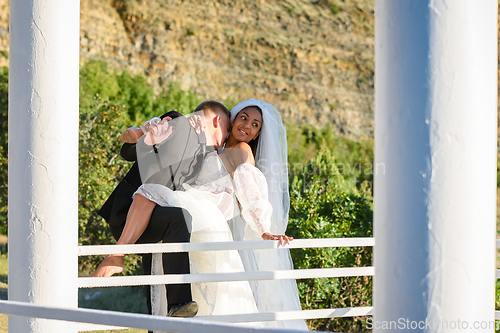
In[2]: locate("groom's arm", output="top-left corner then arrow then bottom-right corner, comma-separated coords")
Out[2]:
119,111 -> 183,162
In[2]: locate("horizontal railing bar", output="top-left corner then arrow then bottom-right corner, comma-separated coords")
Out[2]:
79,307 -> 374,330
79,267 -> 374,288
0,300 -> 302,333
78,238 -> 375,256
496,311 -> 500,320
496,269 -> 500,279
496,240 -> 500,249
196,307 -> 373,323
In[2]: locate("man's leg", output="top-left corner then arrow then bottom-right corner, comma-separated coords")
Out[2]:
138,206 -> 192,311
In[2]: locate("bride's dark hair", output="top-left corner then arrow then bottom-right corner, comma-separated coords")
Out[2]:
235,105 -> 262,157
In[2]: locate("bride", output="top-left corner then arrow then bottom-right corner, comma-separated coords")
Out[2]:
225,100 -> 307,330
99,99 -> 307,329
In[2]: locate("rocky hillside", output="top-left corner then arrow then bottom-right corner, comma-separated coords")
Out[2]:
0,0 -> 375,137
2,1 -> 498,139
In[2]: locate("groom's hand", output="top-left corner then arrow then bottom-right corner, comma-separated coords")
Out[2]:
261,232 -> 293,246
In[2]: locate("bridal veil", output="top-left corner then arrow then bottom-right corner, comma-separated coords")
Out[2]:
229,99 -> 308,330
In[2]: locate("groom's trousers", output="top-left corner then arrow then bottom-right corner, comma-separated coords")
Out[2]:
110,205 -> 193,314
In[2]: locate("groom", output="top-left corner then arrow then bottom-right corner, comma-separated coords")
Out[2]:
96,100 -> 230,318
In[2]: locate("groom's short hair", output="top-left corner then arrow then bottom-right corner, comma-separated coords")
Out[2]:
194,100 -> 230,119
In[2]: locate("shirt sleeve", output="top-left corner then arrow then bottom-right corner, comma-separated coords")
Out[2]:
233,163 -> 272,235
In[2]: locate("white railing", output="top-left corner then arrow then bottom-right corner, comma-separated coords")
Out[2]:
76,237 -> 374,331
0,299 -> 305,333
5,237 -> 500,331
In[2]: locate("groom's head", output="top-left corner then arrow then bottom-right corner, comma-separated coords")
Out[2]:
194,100 -> 230,151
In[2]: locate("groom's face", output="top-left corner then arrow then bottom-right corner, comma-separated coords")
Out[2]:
215,114 -> 230,150
205,111 -> 230,151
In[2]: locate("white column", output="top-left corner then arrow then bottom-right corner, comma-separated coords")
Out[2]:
374,0 -> 497,332
8,0 -> 80,332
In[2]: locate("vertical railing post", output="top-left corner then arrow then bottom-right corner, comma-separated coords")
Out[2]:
374,1 -> 498,331
8,0 -> 80,332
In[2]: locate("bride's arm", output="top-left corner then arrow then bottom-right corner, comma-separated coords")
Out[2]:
233,162 -> 292,246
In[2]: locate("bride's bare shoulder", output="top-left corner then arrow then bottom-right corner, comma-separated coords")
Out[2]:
224,142 -> 255,167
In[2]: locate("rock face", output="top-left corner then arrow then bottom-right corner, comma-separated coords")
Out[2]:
2,1 -> 500,140
2,0 -> 376,136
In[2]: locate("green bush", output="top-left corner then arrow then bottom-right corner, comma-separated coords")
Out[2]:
152,82 -> 202,118
496,279 -> 500,310
288,146 -> 373,332
0,68 -> 8,235
115,70 -> 155,122
78,98 -> 144,274
80,60 -> 202,123
329,2 -> 341,15
287,123 -> 374,194
79,60 -> 122,112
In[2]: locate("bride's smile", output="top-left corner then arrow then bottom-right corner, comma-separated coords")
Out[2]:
230,107 -> 262,143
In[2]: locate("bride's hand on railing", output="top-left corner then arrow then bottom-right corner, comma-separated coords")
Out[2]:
261,232 -> 293,246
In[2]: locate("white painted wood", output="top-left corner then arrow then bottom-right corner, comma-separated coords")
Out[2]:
78,305 -> 371,329
8,0 -> 80,332
78,238 -> 375,256
0,300 -> 304,333
196,307 -> 374,323
79,267 -> 375,288
375,0 -> 497,331
79,238 -> 375,330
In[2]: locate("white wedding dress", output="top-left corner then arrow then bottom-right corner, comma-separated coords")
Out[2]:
134,151 -> 273,322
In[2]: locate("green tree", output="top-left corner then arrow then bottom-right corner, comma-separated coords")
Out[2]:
0,67 -> 7,235
287,146 -> 373,332
80,60 -> 203,123
116,70 -> 155,121
78,98 -> 143,274
287,124 -> 374,194
79,59 -> 122,111
153,82 -> 202,117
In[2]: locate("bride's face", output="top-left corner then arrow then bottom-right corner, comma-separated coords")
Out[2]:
230,107 -> 262,143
